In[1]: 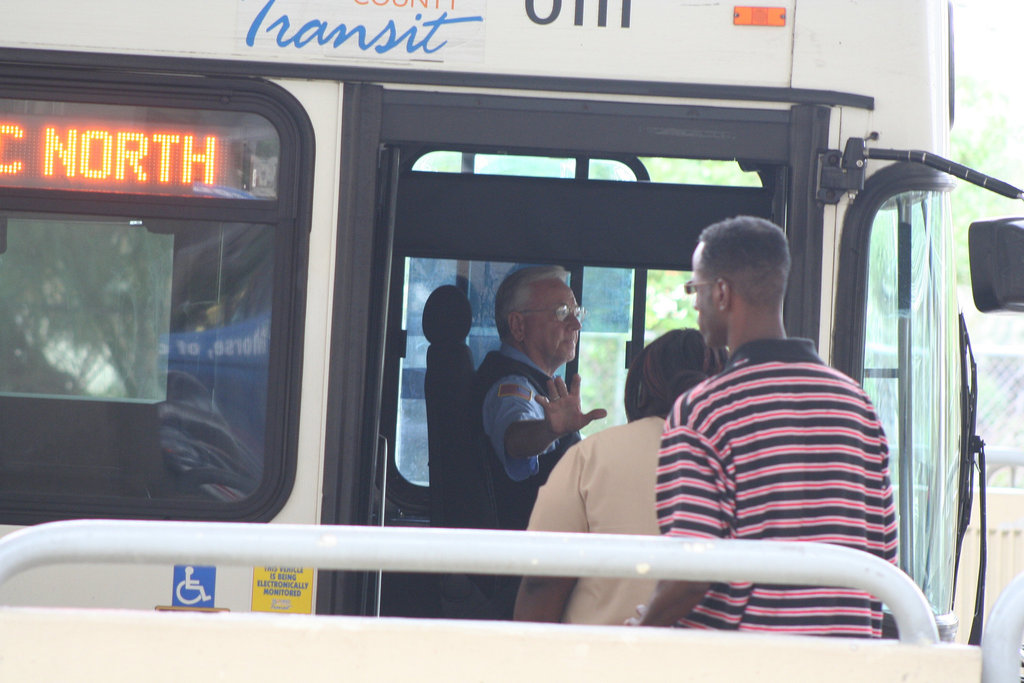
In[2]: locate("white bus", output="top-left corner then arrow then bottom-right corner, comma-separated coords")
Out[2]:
0,0 -> 1020,659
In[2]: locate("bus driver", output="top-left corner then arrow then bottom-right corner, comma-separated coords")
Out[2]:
473,265 -> 607,533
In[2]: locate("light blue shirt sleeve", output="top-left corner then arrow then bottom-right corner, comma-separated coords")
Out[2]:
481,374 -> 555,482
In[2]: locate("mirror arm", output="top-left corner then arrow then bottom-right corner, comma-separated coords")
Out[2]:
863,146 -> 1024,200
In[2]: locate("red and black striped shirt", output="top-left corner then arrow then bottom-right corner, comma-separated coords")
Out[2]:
656,338 -> 898,637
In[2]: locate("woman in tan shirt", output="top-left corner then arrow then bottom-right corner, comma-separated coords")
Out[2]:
514,328 -> 725,625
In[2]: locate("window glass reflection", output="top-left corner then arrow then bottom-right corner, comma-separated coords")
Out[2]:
0,214 -> 274,504
861,190 -> 959,614
0,217 -> 172,401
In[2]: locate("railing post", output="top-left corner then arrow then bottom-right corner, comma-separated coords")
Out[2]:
982,570 -> 1024,682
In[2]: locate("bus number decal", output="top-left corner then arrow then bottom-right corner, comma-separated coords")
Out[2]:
525,0 -> 631,28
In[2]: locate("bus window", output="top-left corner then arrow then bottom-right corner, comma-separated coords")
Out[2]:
577,266 -> 634,433
1,216 -> 173,402
411,152 -> 760,186
394,257 -> 458,487
394,257 -> 514,487
646,270 -> 700,335
0,81 -> 310,524
0,215 -> 276,506
473,154 -> 574,179
587,160 -> 640,182
639,157 -> 763,187
413,151 -> 575,178
859,186 -> 959,616
578,268 -> 701,433
412,151 -> 639,181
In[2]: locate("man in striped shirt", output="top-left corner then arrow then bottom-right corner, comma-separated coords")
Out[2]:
636,216 -> 898,637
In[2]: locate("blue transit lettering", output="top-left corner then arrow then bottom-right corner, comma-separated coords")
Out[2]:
246,0 -> 483,55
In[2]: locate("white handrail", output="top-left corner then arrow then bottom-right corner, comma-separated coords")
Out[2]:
0,519 -> 938,644
986,447 -> 1024,470
982,570 -> 1024,682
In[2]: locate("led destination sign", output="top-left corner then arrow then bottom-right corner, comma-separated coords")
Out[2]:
1,123 -> 217,186
0,99 -> 280,199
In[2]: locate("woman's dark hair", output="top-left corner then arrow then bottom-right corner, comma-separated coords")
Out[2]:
623,329 -> 727,422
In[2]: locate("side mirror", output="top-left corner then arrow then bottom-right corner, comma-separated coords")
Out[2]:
969,217 -> 1024,313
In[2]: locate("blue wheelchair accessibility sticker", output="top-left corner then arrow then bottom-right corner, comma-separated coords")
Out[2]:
172,565 -> 216,607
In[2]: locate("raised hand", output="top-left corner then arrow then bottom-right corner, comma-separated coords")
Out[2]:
536,374 -> 607,437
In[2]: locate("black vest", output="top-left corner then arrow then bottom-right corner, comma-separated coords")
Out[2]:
473,351 -> 582,531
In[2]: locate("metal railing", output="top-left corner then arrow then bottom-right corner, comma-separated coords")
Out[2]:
0,519 -> 938,644
987,448 -> 1024,469
987,448 -> 1024,487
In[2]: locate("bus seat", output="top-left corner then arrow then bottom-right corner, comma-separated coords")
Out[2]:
421,285 -> 496,529
422,285 -> 503,619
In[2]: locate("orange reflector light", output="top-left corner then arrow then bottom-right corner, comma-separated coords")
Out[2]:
734,6 -> 786,26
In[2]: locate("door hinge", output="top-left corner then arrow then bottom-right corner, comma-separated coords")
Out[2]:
816,138 -> 867,204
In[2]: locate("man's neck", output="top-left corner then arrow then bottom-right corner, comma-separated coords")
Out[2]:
726,312 -> 787,352
504,342 -> 556,377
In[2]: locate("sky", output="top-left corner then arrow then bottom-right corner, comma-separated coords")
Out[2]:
954,0 -> 1024,93
953,0 -> 1024,161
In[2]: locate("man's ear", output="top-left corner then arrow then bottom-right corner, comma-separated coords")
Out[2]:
508,312 -> 525,343
715,278 -> 731,312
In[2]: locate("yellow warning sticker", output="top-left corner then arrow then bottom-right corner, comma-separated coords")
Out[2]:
251,566 -> 314,614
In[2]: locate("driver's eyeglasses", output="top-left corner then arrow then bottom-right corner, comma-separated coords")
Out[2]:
684,280 -> 713,295
518,304 -> 587,322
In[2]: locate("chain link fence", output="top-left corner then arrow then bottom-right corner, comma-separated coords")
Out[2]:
975,347 -> 1024,487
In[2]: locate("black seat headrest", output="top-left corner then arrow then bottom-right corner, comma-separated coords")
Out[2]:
422,285 -> 473,345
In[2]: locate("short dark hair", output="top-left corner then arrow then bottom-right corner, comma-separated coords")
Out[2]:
699,215 -> 791,307
624,328 -> 727,421
493,265 -> 568,342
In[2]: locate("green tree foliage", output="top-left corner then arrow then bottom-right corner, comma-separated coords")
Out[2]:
645,270 -> 698,337
949,74 -> 1024,459
949,75 -> 1024,288
0,218 -> 173,399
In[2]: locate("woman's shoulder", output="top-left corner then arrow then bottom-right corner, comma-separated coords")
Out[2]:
577,416 -> 664,461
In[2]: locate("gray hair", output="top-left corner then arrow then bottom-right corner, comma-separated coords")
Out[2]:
494,265 -> 569,342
